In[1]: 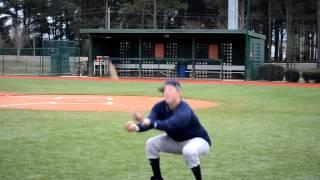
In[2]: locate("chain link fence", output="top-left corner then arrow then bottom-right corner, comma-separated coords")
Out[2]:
0,48 -> 80,76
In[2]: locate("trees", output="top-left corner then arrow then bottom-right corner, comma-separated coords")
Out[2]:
286,0 -> 317,63
119,0 -> 187,29
0,0 -> 26,53
246,0 -> 317,63
317,1 -> 320,69
0,9 -> 11,48
0,0 -> 79,49
286,0 -> 293,67
45,0 -> 80,40
78,0 -> 105,29
0,0 -> 38,55
0,0 -> 317,63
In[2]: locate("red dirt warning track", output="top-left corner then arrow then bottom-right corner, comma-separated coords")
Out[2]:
1,75 -> 320,88
0,94 -> 216,112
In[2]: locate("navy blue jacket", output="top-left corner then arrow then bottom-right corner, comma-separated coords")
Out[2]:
138,100 -> 211,145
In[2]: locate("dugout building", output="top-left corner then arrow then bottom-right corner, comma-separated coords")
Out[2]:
80,29 -> 265,80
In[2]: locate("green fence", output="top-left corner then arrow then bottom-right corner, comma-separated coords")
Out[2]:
0,48 -> 80,76
247,38 -> 265,80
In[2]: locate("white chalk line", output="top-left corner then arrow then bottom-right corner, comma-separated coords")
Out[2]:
0,102 -> 57,107
5,96 -> 113,100
0,102 -> 114,107
0,95 -> 114,108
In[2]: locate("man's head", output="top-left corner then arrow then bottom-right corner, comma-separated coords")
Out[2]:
159,80 -> 182,107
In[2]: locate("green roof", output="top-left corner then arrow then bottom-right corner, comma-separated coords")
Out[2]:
80,29 -> 265,39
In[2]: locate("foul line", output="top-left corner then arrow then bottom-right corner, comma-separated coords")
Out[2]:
6,96 -> 113,99
0,102 -> 114,107
0,102 -> 57,107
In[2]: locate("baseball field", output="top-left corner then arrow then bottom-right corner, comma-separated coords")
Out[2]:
0,76 -> 319,180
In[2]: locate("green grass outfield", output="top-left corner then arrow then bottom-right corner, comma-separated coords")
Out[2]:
0,78 -> 319,180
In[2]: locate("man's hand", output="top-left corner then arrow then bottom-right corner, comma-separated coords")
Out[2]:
124,121 -> 139,132
132,112 -> 144,122
132,112 -> 151,126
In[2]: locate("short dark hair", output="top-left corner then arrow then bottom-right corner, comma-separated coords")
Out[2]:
159,79 -> 182,92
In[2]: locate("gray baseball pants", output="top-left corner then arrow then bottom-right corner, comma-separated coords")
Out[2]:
146,134 -> 210,168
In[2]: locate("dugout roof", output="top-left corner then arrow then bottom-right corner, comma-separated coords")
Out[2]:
80,29 -> 265,39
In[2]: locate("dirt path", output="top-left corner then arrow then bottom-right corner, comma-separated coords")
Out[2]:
1,75 -> 320,88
